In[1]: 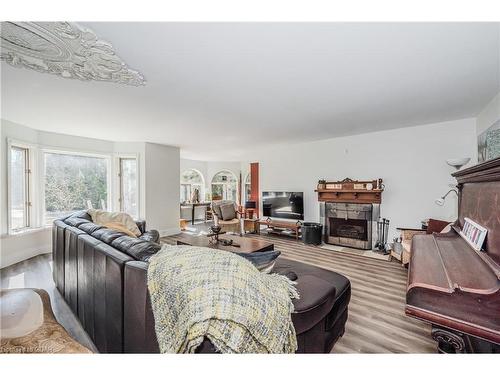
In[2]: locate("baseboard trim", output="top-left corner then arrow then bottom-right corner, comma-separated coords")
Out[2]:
159,228 -> 181,237
0,244 -> 51,269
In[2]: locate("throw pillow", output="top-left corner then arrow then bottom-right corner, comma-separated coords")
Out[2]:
220,203 -> 236,221
88,209 -> 141,236
235,250 -> 281,273
104,222 -> 138,238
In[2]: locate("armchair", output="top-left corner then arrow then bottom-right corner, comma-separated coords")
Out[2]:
397,219 -> 451,265
211,200 -> 242,234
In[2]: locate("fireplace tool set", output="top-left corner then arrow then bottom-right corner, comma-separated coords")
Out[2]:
375,218 -> 390,253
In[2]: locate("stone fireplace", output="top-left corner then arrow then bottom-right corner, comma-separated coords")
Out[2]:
316,178 -> 384,250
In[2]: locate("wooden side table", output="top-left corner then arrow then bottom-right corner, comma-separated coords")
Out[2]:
243,218 -> 260,234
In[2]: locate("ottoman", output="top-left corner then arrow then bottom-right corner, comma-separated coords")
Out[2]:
273,258 -> 351,353
123,257 -> 351,353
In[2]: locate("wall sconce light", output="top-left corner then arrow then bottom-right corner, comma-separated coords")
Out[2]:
446,158 -> 470,170
435,189 -> 458,206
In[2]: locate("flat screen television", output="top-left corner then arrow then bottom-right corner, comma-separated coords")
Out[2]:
262,191 -> 304,220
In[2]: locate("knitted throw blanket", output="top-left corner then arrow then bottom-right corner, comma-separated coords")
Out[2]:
147,245 -> 299,353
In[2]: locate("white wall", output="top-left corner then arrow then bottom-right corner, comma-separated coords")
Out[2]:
145,143 -> 180,235
255,118 -> 477,240
476,91 -> 500,134
1,120 -> 181,268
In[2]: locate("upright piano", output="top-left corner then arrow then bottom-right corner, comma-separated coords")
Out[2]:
406,157 -> 500,353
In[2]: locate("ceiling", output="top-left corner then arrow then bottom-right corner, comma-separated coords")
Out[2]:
1,22 -> 499,160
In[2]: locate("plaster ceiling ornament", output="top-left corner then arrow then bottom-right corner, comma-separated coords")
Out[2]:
0,22 -> 146,86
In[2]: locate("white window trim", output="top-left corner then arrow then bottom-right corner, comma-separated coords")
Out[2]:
40,146 -> 112,227
7,138 -> 37,234
180,168 -> 206,203
211,170 -> 238,201
6,139 -> 144,235
113,153 -> 141,219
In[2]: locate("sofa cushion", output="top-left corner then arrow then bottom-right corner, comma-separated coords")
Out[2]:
64,217 -> 91,228
111,236 -> 161,262
220,203 -> 236,220
92,228 -> 128,245
78,222 -> 104,234
70,210 -> 93,221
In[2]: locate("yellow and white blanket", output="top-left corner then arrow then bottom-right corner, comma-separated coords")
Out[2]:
147,245 -> 299,353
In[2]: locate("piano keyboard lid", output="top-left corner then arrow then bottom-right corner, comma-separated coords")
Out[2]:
408,232 -> 500,295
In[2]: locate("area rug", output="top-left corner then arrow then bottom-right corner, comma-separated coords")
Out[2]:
0,288 -> 92,353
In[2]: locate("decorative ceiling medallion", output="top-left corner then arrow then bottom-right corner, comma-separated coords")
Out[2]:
0,22 -> 146,86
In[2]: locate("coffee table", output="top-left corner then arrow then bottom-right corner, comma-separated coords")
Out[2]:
175,232 -> 274,253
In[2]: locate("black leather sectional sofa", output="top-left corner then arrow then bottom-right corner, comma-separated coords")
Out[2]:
53,211 -> 351,353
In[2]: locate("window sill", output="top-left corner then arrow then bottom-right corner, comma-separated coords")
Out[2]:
2,227 -> 51,239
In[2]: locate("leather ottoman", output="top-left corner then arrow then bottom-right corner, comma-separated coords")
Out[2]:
124,257 -> 351,353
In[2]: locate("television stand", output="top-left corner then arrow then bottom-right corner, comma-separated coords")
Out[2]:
258,218 -> 302,240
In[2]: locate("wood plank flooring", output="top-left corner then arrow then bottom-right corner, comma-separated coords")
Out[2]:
163,232 -> 437,353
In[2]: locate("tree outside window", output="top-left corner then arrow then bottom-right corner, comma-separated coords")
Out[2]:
44,152 -> 108,224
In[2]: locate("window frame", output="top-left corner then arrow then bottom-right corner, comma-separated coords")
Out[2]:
117,155 -> 140,219
180,169 -> 205,203
244,172 -> 251,203
41,147 -> 112,226
7,140 -> 34,233
211,170 -> 238,201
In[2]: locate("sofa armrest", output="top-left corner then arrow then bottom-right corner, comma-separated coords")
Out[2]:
124,261 -> 160,353
139,230 -> 160,244
135,220 -> 146,234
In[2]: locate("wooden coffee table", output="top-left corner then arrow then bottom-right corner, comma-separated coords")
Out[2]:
175,233 -> 274,253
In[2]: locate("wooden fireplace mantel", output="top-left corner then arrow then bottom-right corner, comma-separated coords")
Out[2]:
315,178 -> 384,204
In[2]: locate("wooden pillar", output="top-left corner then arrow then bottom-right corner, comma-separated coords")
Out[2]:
250,162 -> 259,217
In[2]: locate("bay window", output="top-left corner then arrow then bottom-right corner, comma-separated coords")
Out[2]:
7,140 -> 140,232
43,151 -> 109,225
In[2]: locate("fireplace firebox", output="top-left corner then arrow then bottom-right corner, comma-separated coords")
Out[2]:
329,218 -> 368,241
